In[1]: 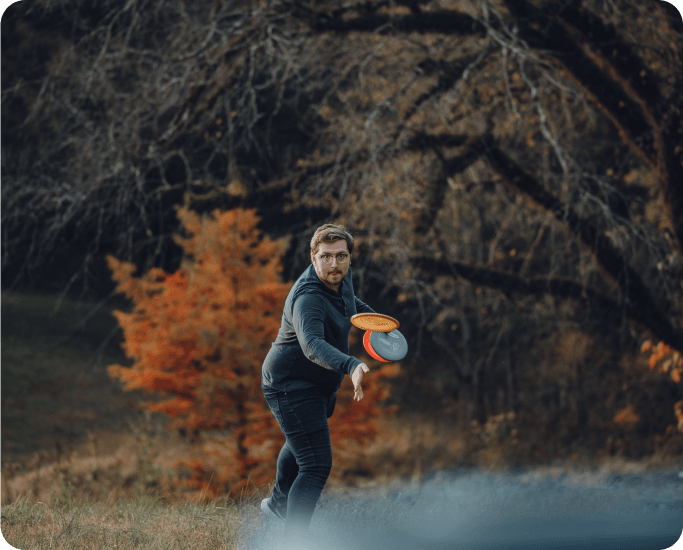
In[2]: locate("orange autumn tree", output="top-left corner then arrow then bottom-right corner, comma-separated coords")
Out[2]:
108,206 -> 400,497
641,339 -> 683,432
107,207 -> 291,498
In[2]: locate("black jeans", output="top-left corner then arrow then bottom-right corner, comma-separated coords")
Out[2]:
262,384 -> 337,533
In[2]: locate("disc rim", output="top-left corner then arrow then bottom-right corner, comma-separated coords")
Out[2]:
350,313 -> 400,333
363,330 -> 390,362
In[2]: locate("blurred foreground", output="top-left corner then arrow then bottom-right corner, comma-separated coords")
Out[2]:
240,469 -> 683,550
4,467 -> 680,550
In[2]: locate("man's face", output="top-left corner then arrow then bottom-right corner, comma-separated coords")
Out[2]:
311,240 -> 351,291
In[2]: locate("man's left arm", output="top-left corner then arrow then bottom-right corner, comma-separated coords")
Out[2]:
350,296 -> 374,401
354,297 -> 375,314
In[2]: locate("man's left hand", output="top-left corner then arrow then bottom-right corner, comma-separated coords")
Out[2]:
352,363 -> 370,401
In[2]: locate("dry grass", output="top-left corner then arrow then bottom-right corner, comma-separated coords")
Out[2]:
0,416 -> 463,550
1,492 -> 244,550
1,411 -> 467,506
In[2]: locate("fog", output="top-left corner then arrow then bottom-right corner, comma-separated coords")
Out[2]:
238,468 -> 683,550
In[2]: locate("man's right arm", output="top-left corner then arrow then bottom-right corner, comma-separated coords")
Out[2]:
354,296 -> 375,314
292,294 -> 359,376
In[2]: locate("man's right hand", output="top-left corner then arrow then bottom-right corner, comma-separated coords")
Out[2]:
351,363 -> 370,401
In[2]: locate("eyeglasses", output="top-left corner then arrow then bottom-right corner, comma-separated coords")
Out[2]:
319,253 -> 349,264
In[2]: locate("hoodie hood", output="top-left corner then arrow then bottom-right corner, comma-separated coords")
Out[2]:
289,264 -> 351,311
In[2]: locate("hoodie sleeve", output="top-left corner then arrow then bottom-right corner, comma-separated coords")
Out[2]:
354,297 -> 375,314
292,293 -> 360,376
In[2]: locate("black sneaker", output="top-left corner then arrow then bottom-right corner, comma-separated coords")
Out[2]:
260,498 -> 285,523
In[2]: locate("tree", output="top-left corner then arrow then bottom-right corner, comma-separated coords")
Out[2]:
269,0 -> 683,433
107,206 -> 291,496
107,205 -> 399,496
1,0 -> 320,292
5,0 -> 683,452
641,339 -> 683,433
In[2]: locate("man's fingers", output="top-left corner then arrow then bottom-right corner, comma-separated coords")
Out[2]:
353,363 -> 368,401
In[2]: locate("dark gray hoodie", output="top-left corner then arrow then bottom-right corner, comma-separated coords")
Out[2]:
261,264 -> 375,393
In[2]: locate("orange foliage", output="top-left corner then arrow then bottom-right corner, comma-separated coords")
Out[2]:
641,339 -> 683,432
107,207 -> 291,498
108,206 -> 400,498
328,361 -> 400,479
675,402 -> 683,433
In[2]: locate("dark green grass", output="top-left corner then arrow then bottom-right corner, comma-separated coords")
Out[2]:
2,290 -> 138,458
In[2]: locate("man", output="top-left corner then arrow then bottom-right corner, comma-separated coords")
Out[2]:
260,223 -> 374,535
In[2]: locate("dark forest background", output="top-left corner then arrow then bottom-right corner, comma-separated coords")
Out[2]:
3,0 -> 683,498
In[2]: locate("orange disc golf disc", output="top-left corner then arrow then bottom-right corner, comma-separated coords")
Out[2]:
350,313 -> 400,333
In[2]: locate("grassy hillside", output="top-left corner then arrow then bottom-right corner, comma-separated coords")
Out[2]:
3,289 -> 680,511
0,290 -> 446,506
2,291 -> 142,459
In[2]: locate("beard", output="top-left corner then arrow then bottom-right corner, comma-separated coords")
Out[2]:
323,269 -> 347,284
313,263 -> 349,288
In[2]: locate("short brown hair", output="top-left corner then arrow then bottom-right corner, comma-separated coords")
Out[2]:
310,224 -> 354,256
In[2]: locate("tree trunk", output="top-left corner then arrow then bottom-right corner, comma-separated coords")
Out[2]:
504,330 -> 516,412
472,370 -> 486,425
575,361 -> 587,429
